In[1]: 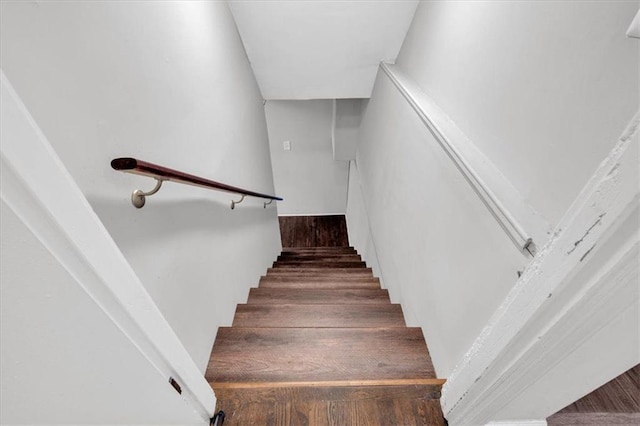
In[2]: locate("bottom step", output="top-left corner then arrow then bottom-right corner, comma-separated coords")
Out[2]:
215,386 -> 445,425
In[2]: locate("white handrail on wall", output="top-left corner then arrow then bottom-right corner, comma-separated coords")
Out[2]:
442,111 -> 640,424
380,62 -> 550,254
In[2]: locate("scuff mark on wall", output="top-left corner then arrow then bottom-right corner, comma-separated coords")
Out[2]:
567,213 -> 606,255
579,244 -> 597,262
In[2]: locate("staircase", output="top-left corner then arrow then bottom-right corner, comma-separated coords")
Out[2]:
206,246 -> 446,425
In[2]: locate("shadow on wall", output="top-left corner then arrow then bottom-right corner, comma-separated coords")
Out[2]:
86,194 -> 281,371
88,196 -> 278,251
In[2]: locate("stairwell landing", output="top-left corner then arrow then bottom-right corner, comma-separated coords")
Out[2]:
206,215 -> 446,425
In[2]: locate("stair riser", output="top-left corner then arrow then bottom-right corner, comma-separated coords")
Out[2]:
233,304 -> 404,327
260,281 -> 378,287
263,275 -> 376,282
213,385 -> 441,403
281,251 -> 357,256
267,267 -> 373,274
279,256 -> 358,261
273,262 -> 367,268
259,281 -> 380,290
264,276 -> 376,283
280,252 -> 358,257
280,250 -> 359,255
261,276 -> 379,282
277,256 -> 362,262
282,246 -> 354,251
280,249 -> 358,256
247,289 -> 391,305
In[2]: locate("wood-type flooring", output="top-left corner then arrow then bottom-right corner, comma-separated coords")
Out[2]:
206,246 -> 446,425
278,215 -> 349,248
547,364 -> 640,425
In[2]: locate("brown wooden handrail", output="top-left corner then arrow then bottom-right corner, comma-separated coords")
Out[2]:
111,157 -> 282,209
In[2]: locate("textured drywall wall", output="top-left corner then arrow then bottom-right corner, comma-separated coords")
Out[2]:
354,72 -> 527,376
266,100 -> 349,215
396,0 -> 639,226
1,1 -> 281,372
349,0 -> 639,378
333,99 -> 364,161
0,202 -> 203,425
345,161 -> 385,286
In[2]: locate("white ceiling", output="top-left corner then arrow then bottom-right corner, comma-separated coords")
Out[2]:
228,0 -> 419,100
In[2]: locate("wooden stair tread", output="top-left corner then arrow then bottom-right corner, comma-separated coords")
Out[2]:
233,304 -> 405,327
282,246 -> 355,251
259,279 -> 380,289
279,252 -> 357,257
278,255 -> 361,258
267,267 -> 373,274
207,327 -> 439,386
275,260 -> 365,266
208,243 -> 446,423
215,395 -> 445,425
273,261 -> 367,268
280,251 -> 357,257
278,255 -> 362,260
280,251 -> 357,256
248,288 -> 391,304
261,275 -> 380,283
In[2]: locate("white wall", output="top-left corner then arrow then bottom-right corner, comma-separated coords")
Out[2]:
440,117 -> 640,423
348,0 -> 639,378
333,99 -> 365,161
1,202 -> 202,425
1,1 -> 281,372
397,1 -> 639,225
266,100 -> 349,215
499,305 -> 640,422
352,73 -> 527,377
2,70 -> 215,423
345,161 -> 384,284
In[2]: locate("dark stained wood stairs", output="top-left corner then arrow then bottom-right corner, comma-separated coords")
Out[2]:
206,246 -> 446,425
